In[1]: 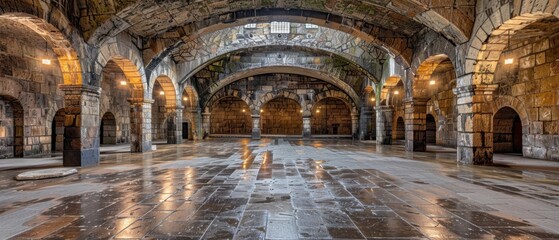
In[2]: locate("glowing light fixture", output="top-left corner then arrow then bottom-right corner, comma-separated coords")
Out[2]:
42,59 -> 51,65
300,110 -> 303,113
120,81 -> 127,86
316,109 -> 320,113
371,98 -> 376,102
503,29 -> 514,65
394,90 -> 399,95
159,91 -> 165,95
260,109 -> 263,113
429,80 -> 436,85
242,109 -> 246,113
183,97 -> 188,101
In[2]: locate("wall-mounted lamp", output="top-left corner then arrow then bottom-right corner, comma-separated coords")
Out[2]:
429,80 -> 436,85
41,59 -> 51,65
242,109 -> 246,113
394,90 -> 399,95
159,91 -> 165,95
371,98 -> 376,102
504,29 -> 514,65
120,81 -> 127,86
183,97 -> 188,101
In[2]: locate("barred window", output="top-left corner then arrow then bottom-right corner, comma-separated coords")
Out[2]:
305,24 -> 318,29
271,22 -> 290,33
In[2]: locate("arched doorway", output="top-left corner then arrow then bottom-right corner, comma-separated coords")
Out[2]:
426,114 -> 436,144
101,112 -> 117,145
493,107 -> 523,154
394,117 -> 405,141
311,98 -> 351,135
210,97 -> 251,135
0,97 -> 23,158
51,109 -> 65,153
261,97 -> 302,135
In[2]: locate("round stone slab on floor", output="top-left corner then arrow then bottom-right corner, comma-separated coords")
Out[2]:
15,168 -> 78,181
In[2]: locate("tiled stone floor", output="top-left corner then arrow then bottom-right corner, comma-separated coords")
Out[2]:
1,139 -> 559,239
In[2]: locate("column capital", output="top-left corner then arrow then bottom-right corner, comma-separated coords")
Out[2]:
403,98 -> 429,105
128,98 -> 154,104
453,84 -> 499,96
251,114 -> 261,118
59,84 -> 101,95
374,105 -> 394,112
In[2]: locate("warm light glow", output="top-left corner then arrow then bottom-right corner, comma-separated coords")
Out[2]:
242,109 -> 246,113
183,97 -> 188,101
120,81 -> 127,86
160,91 -> 165,95
316,110 -> 320,113
505,58 -> 514,65
42,59 -> 51,65
371,98 -> 376,102
300,110 -> 303,113
430,80 -> 436,85
260,109 -> 263,113
394,91 -> 399,95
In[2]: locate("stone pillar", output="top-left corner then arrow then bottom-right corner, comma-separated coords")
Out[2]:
191,108 -> 203,140
375,106 -> 393,145
202,111 -> 211,139
454,84 -> 498,165
359,106 -> 373,140
166,106 -> 183,144
302,116 -> 312,138
60,85 -> 101,167
351,113 -> 359,138
129,98 -> 153,152
404,98 -> 428,152
252,115 -> 261,140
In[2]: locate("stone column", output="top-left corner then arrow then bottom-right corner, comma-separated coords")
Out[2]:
129,98 -> 153,152
375,106 -> 393,145
359,106 -> 373,140
404,98 -> 428,152
454,84 -> 498,165
302,116 -> 312,138
191,108 -> 203,140
252,115 -> 261,140
166,106 -> 183,144
202,111 -> 211,139
60,85 -> 101,167
351,113 -> 360,138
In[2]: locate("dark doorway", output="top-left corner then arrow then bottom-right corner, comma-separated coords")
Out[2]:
101,112 -> 117,144
426,114 -> 436,144
182,122 -> 189,139
394,117 -> 405,140
493,107 -> 523,154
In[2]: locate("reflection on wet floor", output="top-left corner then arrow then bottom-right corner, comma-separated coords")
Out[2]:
0,138 -> 558,239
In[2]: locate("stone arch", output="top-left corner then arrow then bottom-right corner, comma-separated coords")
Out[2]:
256,90 -> 302,114
491,96 -> 530,130
466,12 -> 559,86
203,66 -> 362,109
261,97 -> 304,136
153,75 -> 179,108
205,89 -> 251,113
95,35 -> 148,98
412,54 -> 456,99
312,90 -> 358,116
0,12 -> 87,85
181,85 -> 200,110
209,96 -> 252,135
493,107 -> 524,154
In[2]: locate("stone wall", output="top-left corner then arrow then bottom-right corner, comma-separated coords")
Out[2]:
311,98 -> 351,135
0,20 -> 64,157
493,34 -> 559,159
261,98 -> 302,135
0,99 -> 15,158
151,83 -> 167,140
100,64 -> 131,144
210,97 -> 251,135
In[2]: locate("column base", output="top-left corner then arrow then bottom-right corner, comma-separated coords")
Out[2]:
458,147 -> 493,165
63,148 -> 99,167
252,129 -> 261,140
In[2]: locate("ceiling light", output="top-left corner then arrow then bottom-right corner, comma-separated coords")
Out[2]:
159,91 -> 165,95
120,81 -> 127,86
394,91 -> 399,95
42,59 -> 51,65
429,80 -> 436,85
